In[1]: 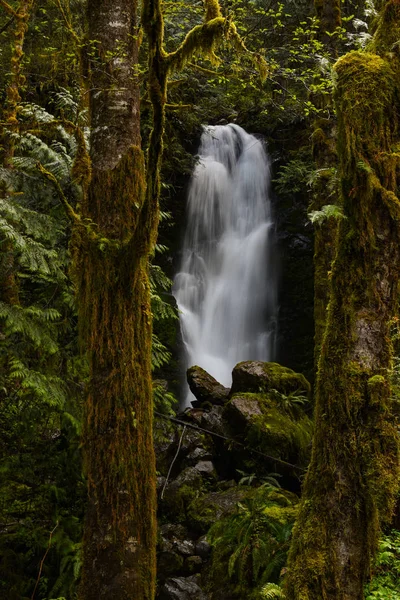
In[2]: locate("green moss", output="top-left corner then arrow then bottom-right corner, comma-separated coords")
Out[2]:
233,362 -> 311,397
188,487 -> 254,534
247,405 -> 313,466
263,505 -> 298,524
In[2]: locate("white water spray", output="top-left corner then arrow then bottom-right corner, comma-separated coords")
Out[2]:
173,124 -> 277,405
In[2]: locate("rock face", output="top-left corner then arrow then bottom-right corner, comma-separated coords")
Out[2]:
187,366 -> 230,407
155,361 -> 312,599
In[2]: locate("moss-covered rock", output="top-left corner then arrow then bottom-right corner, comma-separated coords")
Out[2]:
230,361 -> 311,398
187,487 -> 254,534
161,467 -> 206,522
187,365 -> 230,407
224,387 -> 313,471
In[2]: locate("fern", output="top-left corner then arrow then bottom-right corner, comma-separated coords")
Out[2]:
0,302 -> 60,353
259,583 -> 286,599
9,358 -> 67,409
152,333 -> 172,370
209,487 -> 298,588
308,204 -> 346,225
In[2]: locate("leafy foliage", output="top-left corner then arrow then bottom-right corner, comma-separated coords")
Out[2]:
308,203 -> 346,225
365,531 -> 400,600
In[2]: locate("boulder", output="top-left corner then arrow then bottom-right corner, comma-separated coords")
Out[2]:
158,576 -> 208,600
230,361 -> 311,397
187,366 -> 230,407
226,395 -> 262,429
194,460 -> 217,479
161,467 -> 204,520
200,406 -> 229,437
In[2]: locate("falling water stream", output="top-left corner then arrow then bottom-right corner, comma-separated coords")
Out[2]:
173,124 -> 277,405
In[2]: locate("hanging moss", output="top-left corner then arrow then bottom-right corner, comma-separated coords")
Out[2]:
285,43 -> 400,600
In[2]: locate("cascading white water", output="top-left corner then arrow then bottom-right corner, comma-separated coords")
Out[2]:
173,123 -> 277,405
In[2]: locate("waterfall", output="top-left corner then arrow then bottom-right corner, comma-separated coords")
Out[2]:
173,123 -> 277,405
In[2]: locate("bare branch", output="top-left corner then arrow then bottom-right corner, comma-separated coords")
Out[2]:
0,0 -> 17,17
36,162 -> 81,224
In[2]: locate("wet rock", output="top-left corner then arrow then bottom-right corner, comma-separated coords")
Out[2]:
187,366 -> 230,407
179,428 -> 208,458
157,476 -> 167,493
157,551 -> 184,582
194,460 -> 217,479
174,539 -> 195,556
158,576 -> 208,600
230,361 -> 311,397
200,405 -> 229,437
195,536 -> 212,559
184,446 -> 212,467
226,395 -> 262,429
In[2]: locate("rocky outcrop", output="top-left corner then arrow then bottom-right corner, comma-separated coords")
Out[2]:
155,361 -> 312,599
187,366 -> 230,407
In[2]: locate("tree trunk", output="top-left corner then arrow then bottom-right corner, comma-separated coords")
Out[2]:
78,1 -> 157,598
286,3 -> 400,599
311,0 -> 341,369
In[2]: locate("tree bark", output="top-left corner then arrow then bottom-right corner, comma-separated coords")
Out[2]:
311,0 -> 341,369
78,1 -> 157,598
286,3 -> 400,598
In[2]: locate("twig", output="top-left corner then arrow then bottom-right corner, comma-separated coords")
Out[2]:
0,0 -> 17,17
51,0 -> 81,44
161,425 -> 187,499
36,162 -> 81,223
31,520 -> 59,600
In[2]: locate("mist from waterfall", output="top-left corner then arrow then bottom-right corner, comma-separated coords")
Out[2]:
173,123 -> 277,405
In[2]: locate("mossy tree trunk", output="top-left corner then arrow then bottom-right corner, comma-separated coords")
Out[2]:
311,0 -> 341,368
75,1 -> 250,598
77,1 -> 157,598
286,3 -> 400,599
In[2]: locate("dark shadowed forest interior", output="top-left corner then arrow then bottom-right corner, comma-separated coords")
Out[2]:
1,0 -> 400,599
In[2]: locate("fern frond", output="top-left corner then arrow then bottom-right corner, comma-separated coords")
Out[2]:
0,302 -> 60,353
0,197 -> 62,243
308,204 -> 345,225
151,333 -> 172,370
260,583 -> 286,599
9,358 -> 67,408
